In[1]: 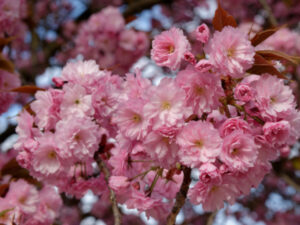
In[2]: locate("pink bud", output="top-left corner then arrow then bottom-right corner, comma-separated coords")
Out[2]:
195,24 -> 210,43
195,59 -> 213,73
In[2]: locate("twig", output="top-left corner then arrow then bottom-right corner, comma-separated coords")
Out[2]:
166,166 -> 192,225
258,0 -> 278,27
280,173 -> 300,192
206,211 -> 217,225
123,0 -> 172,17
95,155 -> 121,225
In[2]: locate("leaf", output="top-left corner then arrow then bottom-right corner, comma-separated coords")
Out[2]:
212,0 -> 237,31
256,50 -> 300,65
0,208 -> 14,218
10,85 -> 45,94
292,157 -> 300,170
0,53 -> 14,73
251,26 -> 284,46
247,53 -> 287,79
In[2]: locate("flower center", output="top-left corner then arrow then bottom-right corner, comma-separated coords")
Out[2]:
227,48 -> 235,57
48,151 -> 57,159
75,99 -> 80,104
194,85 -> 204,95
194,140 -> 204,148
74,134 -> 81,141
132,114 -> 141,123
161,101 -> 171,110
168,45 -> 174,54
231,148 -> 239,155
270,96 -> 277,104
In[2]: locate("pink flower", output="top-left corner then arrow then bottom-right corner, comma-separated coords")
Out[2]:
5,179 -> 39,214
61,60 -> 104,88
31,89 -> 63,130
263,121 -> 291,146
177,121 -> 222,167
204,26 -> 255,78
194,24 -> 210,43
60,83 -> 94,118
32,133 -> 63,175
151,27 -> 191,70
234,83 -> 254,103
219,117 -> 252,138
55,116 -> 101,162
144,77 -> 191,130
220,130 -> 257,172
112,99 -> 149,140
144,131 -> 179,168
252,74 -> 295,120
109,176 -> 130,194
198,163 -> 221,184
188,175 -> 237,211
183,51 -> 196,65
194,59 -> 214,73
176,66 -> 223,116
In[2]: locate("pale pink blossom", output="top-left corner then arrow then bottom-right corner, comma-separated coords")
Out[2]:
204,26 -> 255,78
188,175 -> 238,211
60,83 -> 94,118
177,121 -> 222,167
252,74 -> 296,120
151,27 -> 191,70
144,77 -> 191,130
144,131 -> 179,168
55,116 -> 101,162
31,89 -> 63,130
176,66 -> 223,116
220,130 -> 257,172
32,133 -> 62,175
5,179 -> 39,214
112,99 -> 149,140
109,176 -> 130,194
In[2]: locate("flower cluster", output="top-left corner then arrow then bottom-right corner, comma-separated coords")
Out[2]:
0,179 -> 62,224
58,6 -> 149,74
14,22 -> 300,222
0,70 -> 21,114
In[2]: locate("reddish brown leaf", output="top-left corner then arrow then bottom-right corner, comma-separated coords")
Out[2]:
0,183 -> 9,197
0,53 -> 14,73
10,85 -> 45,94
251,26 -> 284,46
247,64 -> 287,79
247,53 -> 287,79
125,15 -> 137,24
212,1 -> 237,31
256,50 -> 300,65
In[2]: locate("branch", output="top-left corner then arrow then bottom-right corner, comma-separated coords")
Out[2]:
280,173 -> 300,192
166,166 -> 192,225
258,0 -> 278,27
123,0 -> 173,17
94,154 -> 121,225
0,125 -> 16,143
206,211 -> 217,225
